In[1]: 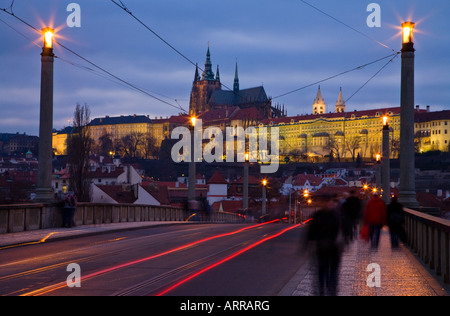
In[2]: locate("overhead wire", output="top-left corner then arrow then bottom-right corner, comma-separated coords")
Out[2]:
272,52 -> 399,100
344,53 -> 399,103
2,1 -> 402,115
272,1 -> 400,103
0,6 -> 186,113
299,0 -> 397,53
110,0 -> 259,106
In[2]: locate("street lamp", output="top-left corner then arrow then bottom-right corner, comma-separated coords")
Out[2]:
188,116 -> 196,203
243,152 -> 249,213
381,116 -> 390,204
399,21 -> 419,208
43,27 -> 54,49
402,21 -> 415,46
261,179 -> 267,216
35,27 -> 55,202
375,153 -> 381,190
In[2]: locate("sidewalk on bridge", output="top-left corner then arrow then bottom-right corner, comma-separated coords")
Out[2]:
0,221 -> 193,249
280,228 -> 449,296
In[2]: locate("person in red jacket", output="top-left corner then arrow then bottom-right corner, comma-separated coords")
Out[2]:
363,193 -> 386,249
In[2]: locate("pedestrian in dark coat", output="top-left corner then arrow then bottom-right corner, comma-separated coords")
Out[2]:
386,196 -> 406,248
63,192 -> 77,228
308,194 -> 342,296
341,190 -> 361,244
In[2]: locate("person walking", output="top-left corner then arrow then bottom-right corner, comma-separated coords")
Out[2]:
363,193 -> 386,249
307,194 -> 342,296
341,190 -> 362,244
63,192 -> 77,228
386,196 -> 406,249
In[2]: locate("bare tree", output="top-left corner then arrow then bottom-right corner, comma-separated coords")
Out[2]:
142,132 -> 159,159
326,137 -> 344,162
118,132 -> 144,159
67,103 -> 93,202
390,136 -> 400,158
345,136 -> 361,162
97,130 -> 114,157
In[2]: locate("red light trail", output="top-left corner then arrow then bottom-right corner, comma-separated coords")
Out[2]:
155,219 -> 311,296
22,218 -> 286,296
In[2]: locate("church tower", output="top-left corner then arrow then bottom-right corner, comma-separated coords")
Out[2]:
233,62 -> 239,92
313,86 -> 326,114
335,87 -> 346,113
189,47 -> 222,116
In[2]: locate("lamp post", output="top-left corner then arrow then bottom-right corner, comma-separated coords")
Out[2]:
375,153 -> 381,191
398,21 -> 419,208
35,27 -> 55,202
187,116 -> 196,203
382,116 -> 390,204
262,179 -> 267,216
243,153 -> 249,214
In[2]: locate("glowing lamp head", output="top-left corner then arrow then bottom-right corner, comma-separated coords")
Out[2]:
190,116 -> 196,127
382,116 -> 389,126
375,153 -> 381,163
245,152 -> 249,162
262,179 -> 267,187
42,27 -> 54,49
402,21 -> 415,44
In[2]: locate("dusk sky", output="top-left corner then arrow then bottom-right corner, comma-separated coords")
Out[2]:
1,0 -> 449,135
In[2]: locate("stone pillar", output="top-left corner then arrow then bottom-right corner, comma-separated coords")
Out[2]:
398,22 -> 419,209
382,124 -> 390,205
35,29 -> 55,203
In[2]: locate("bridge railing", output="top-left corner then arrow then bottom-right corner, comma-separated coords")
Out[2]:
404,208 -> 450,284
0,203 -> 244,234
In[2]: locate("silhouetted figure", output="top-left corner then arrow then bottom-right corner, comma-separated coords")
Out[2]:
386,196 -> 406,248
308,194 -> 342,296
62,192 -> 76,228
341,190 -> 361,244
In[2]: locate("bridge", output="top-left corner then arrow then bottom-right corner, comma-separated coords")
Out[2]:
0,202 -> 449,295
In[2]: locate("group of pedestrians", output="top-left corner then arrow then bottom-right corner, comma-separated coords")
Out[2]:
307,190 -> 406,295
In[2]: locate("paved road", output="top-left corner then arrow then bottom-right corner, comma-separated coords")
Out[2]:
0,222 -> 310,296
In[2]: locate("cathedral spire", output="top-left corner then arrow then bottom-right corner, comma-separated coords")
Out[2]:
202,46 -> 215,81
313,85 -> 326,114
233,61 -> 239,92
194,63 -> 200,82
216,65 -> 221,83
335,87 -> 346,113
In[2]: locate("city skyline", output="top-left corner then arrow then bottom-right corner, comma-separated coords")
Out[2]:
1,0 -> 450,135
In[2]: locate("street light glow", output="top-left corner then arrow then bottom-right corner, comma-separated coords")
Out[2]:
382,115 -> 389,126
376,153 -> 381,162
43,27 -> 54,49
190,116 -> 196,127
402,21 -> 415,44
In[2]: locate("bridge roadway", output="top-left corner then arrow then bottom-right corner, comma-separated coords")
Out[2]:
0,221 -> 448,296
0,221 -> 310,296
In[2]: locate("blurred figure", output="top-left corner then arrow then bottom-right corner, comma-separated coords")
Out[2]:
363,193 -> 386,249
386,196 -> 406,249
341,190 -> 362,244
308,194 -> 341,296
63,192 -> 77,228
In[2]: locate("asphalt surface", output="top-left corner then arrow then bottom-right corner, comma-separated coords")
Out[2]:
0,222 -> 310,296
